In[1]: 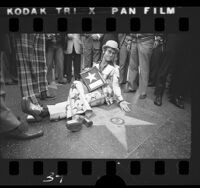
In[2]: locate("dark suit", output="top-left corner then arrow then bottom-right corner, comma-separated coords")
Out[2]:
149,35 -> 165,85
168,34 -> 191,98
154,34 -> 189,97
0,35 -> 20,134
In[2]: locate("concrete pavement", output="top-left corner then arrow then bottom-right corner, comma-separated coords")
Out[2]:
0,83 -> 191,158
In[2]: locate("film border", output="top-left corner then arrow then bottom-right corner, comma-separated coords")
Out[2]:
0,5 -> 199,186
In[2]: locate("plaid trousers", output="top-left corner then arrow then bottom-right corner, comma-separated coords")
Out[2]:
14,34 -> 48,104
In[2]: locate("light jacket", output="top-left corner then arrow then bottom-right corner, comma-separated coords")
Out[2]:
93,61 -> 124,104
64,34 -> 83,54
82,34 -> 103,50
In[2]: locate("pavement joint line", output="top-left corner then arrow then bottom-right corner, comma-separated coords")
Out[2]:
125,120 -> 170,158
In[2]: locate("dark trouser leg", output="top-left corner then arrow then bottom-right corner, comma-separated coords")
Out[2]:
93,48 -> 101,64
55,47 -> 64,81
2,52 -> 12,83
154,50 -> 174,97
149,44 -> 164,84
46,46 -> 54,84
64,54 -> 67,76
119,44 -> 129,84
66,54 -> 73,81
170,54 -> 188,98
73,53 -> 81,80
83,48 -> 92,68
0,51 -> 20,134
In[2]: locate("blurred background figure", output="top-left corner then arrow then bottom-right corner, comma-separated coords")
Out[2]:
13,34 -> 49,122
82,34 -> 103,68
153,34 -> 191,109
1,34 -> 18,85
0,34 -> 44,140
168,34 -> 191,109
46,33 -> 67,85
64,34 -> 83,83
148,34 -> 166,87
125,33 -> 155,99
118,34 -> 133,86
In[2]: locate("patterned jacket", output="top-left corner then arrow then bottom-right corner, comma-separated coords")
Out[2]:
93,61 -> 123,105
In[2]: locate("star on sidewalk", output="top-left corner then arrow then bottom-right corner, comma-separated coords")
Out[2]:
90,107 -> 155,151
85,73 -> 97,83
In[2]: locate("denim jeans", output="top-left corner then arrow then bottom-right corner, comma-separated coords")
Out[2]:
127,38 -> 154,94
46,44 -> 64,83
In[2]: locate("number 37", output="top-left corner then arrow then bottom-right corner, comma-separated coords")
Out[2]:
43,172 -> 64,183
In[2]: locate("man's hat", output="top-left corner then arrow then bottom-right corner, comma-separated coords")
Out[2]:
102,40 -> 119,53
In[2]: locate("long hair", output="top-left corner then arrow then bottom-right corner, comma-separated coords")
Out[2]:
101,47 -> 116,67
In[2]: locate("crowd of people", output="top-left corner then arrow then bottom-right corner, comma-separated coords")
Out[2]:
0,33 -> 191,140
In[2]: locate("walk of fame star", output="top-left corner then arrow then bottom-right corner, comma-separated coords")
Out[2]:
90,107 -> 155,151
85,73 -> 97,83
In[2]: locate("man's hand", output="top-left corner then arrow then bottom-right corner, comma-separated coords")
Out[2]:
119,101 -> 131,112
153,40 -> 159,48
127,44 -> 131,51
91,34 -> 99,40
68,34 -> 74,40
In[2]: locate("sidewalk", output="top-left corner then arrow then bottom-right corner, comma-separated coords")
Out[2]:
0,84 -> 191,158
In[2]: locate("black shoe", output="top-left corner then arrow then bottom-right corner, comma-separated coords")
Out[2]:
123,83 -> 137,93
21,98 -> 43,122
79,116 -> 93,127
58,78 -> 67,84
40,91 -> 55,101
5,124 -> 44,140
67,78 -> 72,83
66,119 -> 82,132
139,94 -> 147,99
170,95 -> 184,109
154,95 -> 162,106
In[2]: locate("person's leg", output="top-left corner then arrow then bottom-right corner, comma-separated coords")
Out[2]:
1,52 -> 14,85
119,43 -> 129,84
138,39 -> 154,97
34,34 -> 48,94
46,46 -> 54,84
14,34 -> 48,122
126,42 -> 139,92
66,53 -> 73,82
0,50 -> 43,139
0,50 -> 19,133
92,48 -> 101,64
73,53 -> 81,80
15,34 -> 38,104
83,46 -> 92,68
55,46 -> 65,83
149,44 -> 164,86
154,49 -> 173,106
63,53 -> 68,77
10,35 -> 18,82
